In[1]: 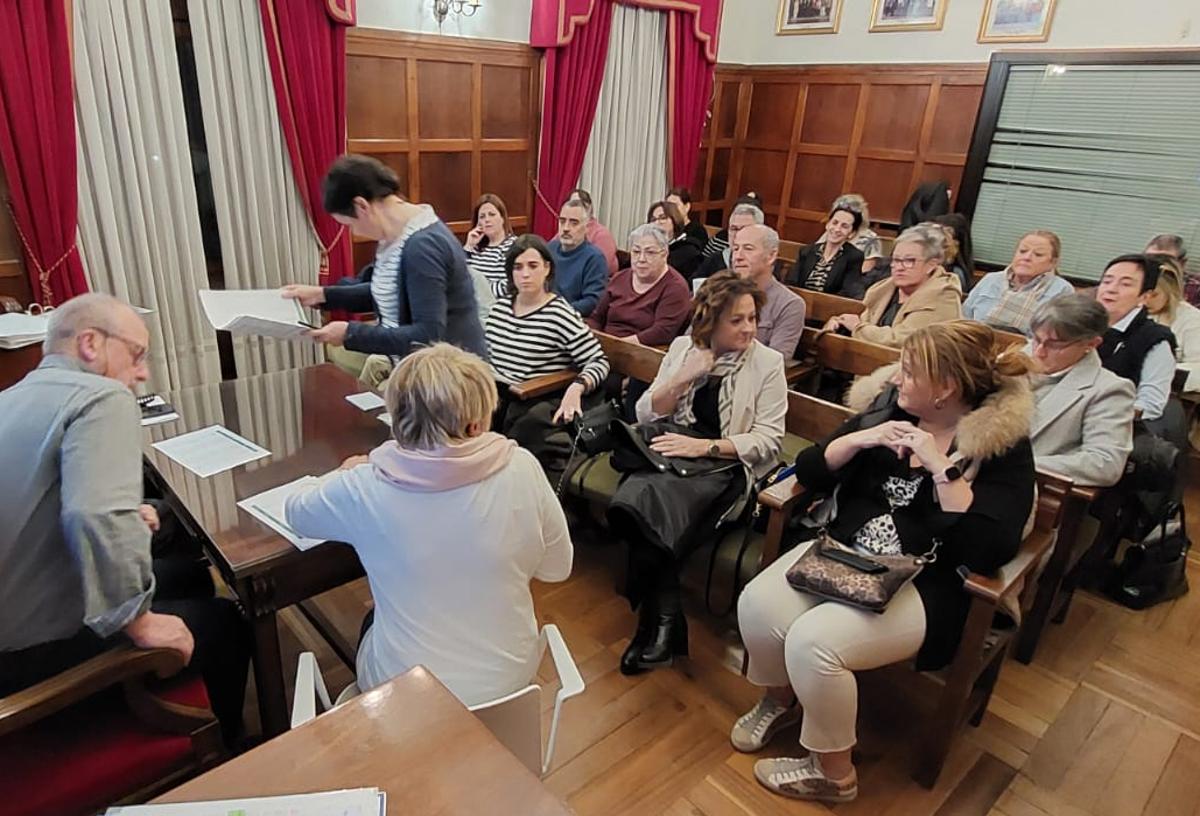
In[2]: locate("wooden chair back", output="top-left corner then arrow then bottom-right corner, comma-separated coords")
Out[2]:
777,239 -> 804,265
788,286 -> 865,326
592,331 -> 666,383
786,389 -> 852,443
797,327 -> 899,377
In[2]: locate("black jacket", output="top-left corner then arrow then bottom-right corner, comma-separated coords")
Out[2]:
667,235 -> 705,280
792,377 -> 1035,669
1099,307 -> 1176,386
787,242 -> 865,297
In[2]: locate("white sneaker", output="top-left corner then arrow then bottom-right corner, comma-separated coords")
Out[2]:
754,755 -> 858,803
730,696 -> 801,753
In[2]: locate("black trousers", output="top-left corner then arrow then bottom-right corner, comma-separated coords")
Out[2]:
0,557 -> 251,747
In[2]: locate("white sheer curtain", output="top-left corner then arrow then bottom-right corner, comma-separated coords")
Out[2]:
187,0 -> 324,376
578,3 -> 670,247
74,0 -> 221,390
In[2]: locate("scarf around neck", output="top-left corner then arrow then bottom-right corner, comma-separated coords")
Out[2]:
671,346 -> 750,435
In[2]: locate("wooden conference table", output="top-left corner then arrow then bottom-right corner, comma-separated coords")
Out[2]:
142,363 -> 389,736
156,666 -> 573,815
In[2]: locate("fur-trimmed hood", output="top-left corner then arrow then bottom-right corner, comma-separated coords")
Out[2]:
847,362 -> 1033,462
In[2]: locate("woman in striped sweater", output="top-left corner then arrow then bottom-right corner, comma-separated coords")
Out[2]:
486,233 -> 609,475
464,194 -> 517,320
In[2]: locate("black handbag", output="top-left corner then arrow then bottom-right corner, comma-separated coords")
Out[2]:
573,399 -> 622,456
609,420 -> 739,478
1105,503 -> 1190,610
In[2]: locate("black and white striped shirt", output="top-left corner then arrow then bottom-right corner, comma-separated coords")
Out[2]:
466,234 -> 516,299
485,295 -> 609,391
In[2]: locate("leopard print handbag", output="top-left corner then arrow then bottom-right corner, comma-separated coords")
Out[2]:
785,530 -> 940,614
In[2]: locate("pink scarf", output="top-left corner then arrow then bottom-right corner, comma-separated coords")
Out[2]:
368,432 -> 517,493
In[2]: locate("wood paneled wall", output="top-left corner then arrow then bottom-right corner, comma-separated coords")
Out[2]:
0,164 -> 31,305
345,29 -> 540,271
693,63 -> 986,244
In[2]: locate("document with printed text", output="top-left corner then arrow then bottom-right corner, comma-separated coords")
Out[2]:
151,425 -> 270,478
238,476 -> 324,551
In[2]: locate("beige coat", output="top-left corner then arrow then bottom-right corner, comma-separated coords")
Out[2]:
637,336 -> 787,479
853,268 -> 963,347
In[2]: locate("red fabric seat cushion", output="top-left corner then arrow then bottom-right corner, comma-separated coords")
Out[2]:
0,677 -> 211,816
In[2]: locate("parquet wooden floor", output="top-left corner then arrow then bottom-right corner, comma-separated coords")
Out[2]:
240,486 -> 1200,816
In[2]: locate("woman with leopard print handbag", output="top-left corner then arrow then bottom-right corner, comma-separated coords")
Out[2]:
730,321 -> 1038,805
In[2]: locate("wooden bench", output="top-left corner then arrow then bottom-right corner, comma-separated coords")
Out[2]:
788,327 -> 899,395
1015,482 -> 1100,664
758,467 -> 1073,787
787,286 -> 864,328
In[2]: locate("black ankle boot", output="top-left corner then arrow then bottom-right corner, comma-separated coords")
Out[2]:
637,609 -> 688,669
620,602 -> 657,675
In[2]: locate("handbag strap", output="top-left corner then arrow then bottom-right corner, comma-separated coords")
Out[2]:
555,425 -> 585,498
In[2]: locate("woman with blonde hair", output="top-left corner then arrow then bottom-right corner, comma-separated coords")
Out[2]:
962,230 -> 1074,335
284,343 -> 572,705
733,321 -> 1037,803
610,270 -> 787,675
1145,254 -> 1200,392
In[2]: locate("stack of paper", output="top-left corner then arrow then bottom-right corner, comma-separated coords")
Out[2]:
199,289 -> 314,339
0,312 -> 49,349
345,391 -> 386,411
106,787 -> 385,815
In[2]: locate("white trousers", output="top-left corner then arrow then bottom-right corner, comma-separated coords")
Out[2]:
738,540 -> 927,753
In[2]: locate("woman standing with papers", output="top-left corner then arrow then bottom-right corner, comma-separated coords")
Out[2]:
282,155 -> 488,384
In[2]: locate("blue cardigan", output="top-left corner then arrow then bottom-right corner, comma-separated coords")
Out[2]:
323,221 -> 488,360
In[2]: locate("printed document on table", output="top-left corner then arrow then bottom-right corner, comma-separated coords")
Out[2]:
238,476 -> 324,551
199,289 -> 313,339
346,391 -> 387,411
151,425 -> 270,478
0,312 -> 49,349
106,787 -> 386,815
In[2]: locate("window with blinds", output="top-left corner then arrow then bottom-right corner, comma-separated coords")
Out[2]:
970,63 -> 1200,282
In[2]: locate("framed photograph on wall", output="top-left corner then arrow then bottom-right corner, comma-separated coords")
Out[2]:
777,0 -> 843,35
869,0 -> 948,32
978,0 -> 1057,43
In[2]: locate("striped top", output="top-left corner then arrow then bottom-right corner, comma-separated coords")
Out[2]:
369,204 -> 440,329
466,234 -> 516,299
485,295 -> 610,392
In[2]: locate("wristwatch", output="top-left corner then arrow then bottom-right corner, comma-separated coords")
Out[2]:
708,440 -> 721,457
933,464 -> 962,485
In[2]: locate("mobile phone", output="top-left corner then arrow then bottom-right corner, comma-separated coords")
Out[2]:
821,547 -> 888,575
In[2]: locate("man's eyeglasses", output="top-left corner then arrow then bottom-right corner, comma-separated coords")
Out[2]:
88,326 -> 148,365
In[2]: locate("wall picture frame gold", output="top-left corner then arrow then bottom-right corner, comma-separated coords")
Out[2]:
978,0 -> 1058,43
868,0 -> 948,33
777,0 -> 843,35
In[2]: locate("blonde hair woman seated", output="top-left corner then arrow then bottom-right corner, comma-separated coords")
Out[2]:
732,322 -> 1036,804
1145,254 -> 1200,392
824,225 -> 962,348
283,343 -> 573,706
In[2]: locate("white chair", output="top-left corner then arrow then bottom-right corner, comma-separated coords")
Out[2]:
290,624 -> 585,777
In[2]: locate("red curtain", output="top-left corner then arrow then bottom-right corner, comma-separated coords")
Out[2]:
531,1 -> 614,238
0,0 -> 88,306
257,0 -> 355,287
667,6 -> 720,188
530,1 -> 720,233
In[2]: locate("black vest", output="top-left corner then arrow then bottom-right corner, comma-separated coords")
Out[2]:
1098,307 -> 1176,386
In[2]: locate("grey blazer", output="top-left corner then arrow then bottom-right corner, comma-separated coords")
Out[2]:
1029,350 -> 1135,487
